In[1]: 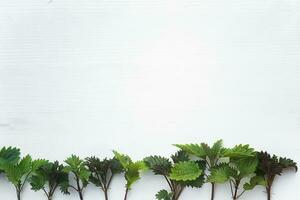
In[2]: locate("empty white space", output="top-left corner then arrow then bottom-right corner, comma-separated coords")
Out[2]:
0,0 -> 299,199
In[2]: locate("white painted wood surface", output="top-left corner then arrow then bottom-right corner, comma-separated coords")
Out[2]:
0,0 -> 299,199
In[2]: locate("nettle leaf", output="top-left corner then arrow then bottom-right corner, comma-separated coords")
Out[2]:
110,158 -> 124,174
224,144 -> 255,158
208,164 -> 237,183
257,152 -> 283,177
279,157 -> 298,171
114,151 -> 146,190
125,161 -> 146,189
175,140 -> 225,167
0,147 -> 20,165
85,156 -> 123,190
181,174 -> 205,188
113,151 -> 132,168
30,161 -> 70,195
31,161 -> 70,195
30,174 -> 46,191
31,159 -> 49,172
2,163 -> 23,185
232,157 -> 258,177
1,154 -> 48,199
203,140 -> 224,162
256,151 -> 297,199
155,189 -> 172,200
64,155 -> 90,190
144,156 -> 172,175
171,150 -> 190,164
59,179 -> 70,194
258,151 -> 298,176
64,155 -> 85,172
169,161 -> 202,181
174,144 -> 206,159
243,175 -> 266,190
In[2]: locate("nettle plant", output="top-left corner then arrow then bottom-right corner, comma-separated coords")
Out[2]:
29,161 -> 69,200
63,155 -> 90,200
249,151 -> 298,200
144,150 -> 205,200
85,156 -> 123,200
208,145 -> 259,200
113,151 -> 146,200
175,140 -> 225,200
0,155 -> 48,200
0,144 -> 297,200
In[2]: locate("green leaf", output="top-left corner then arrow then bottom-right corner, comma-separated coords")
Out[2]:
114,151 -> 145,190
64,155 -> 90,192
30,160 -> 69,194
113,151 -> 132,168
243,175 -> 266,190
144,156 -> 172,175
224,145 -> 255,158
155,190 -> 172,200
30,173 -> 46,191
85,156 -> 123,190
31,159 -> 48,171
59,179 -> 70,194
279,157 -> 298,171
174,144 -> 206,158
110,158 -> 124,174
64,155 -> 84,172
182,174 -> 205,188
19,155 -> 33,175
211,140 -> 224,155
175,140 -> 225,168
208,164 -> 237,183
234,157 -> 258,177
125,161 -> 146,189
171,150 -> 190,163
0,147 -> 20,165
169,161 -> 202,181
1,155 -> 48,189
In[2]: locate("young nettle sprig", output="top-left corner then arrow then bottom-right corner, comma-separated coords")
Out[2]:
174,140 -> 225,200
0,155 -> 48,200
85,156 -> 123,200
208,144 -> 258,200
249,151 -> 298,200
144,150 -> 205,200
64,155 -> 90,200
30,161 -> 70,200
113,151 -> 146,200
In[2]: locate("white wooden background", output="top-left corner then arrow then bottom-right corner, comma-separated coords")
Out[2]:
0,0 -> 299,199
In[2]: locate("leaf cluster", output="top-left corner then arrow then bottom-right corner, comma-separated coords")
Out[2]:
113,151 -> 146,190
85,156 -> 122,199
254,151 -> 297,188
0,154 -> 48,199
144,151 -> 205,200
208,145 -> 258,199
64,155 -> 90,200
30,161 -> 69,199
